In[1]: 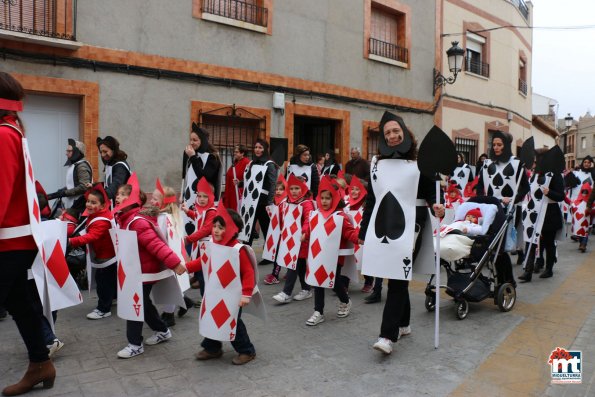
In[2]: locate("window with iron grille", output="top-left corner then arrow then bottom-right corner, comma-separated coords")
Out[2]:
198,107 -> 265,192
368,2 -> 408,65
0,0 -> 76,40
366,127 -> 380,160
465,32 -> 489,78
518,58 -> 527,95
201,0 -> 267,28
455,137 -> 478,165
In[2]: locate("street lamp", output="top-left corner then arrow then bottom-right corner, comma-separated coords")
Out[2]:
433,41 -> 465,94
563,113 -> 573,154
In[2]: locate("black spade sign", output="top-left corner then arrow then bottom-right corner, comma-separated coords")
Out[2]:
502,163 -> 515,180
375,192 -> 405,243
492,174 -> 504,189
522,210 -> 528,221
534,188 -> 543,201
526,226 -> 534,238
184,186 -> 192,201
502,184 -> 514,197
417,125 -> 457,179
255,171 -> 263,183
487,163 -> 497,176
458,170 -> 465,178
528,199 -> 535,210
529,212 -> 538,224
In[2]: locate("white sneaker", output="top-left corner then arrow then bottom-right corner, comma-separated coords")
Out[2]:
293,289 -> 312,301
117,343 -> 144,359
145,329 -> 172,346
47,339 -> 64,357
337,299 -> 352,318
398,326 -> 411,340
305,311 -> 325,326
87,309 -> 111,320
373,337 -> 393,354
272,292 -> 292,304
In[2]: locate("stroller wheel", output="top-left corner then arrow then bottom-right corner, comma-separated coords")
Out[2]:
425,295 -> 435,312
497,283 -> 516,312
456,300 -> 468,320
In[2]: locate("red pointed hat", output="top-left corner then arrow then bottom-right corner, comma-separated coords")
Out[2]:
155,178 -> 176,208
576,182 -> 592,204
317,176 -> 342,218
114,172 -> 142,212
337,169 -> 345,180
446,184 -> 461,197
287,173 -> 309,203
464,176 -> 479,197
214,202 -> 239,246
85,183 -> 111,210
195,177 -> 215,210
348,176 -> 367,207
275,174 -> 288,205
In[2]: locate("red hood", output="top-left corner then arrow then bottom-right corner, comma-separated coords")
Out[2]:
113,172 -> 141,213
317,176 -> 343,218
213,202 -> 238,246
156,178 -> 176,208
195,177 -> 215,213
287,173 -> 309,203
348,176 -> 367,208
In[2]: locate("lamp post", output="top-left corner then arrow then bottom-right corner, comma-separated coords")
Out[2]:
563,113 -> 573,168
433,41 -> 465,94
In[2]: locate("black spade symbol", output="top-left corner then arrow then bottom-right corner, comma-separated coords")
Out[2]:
248,180 -> 255,193
487,163 -> 497,176
245,168 -> 252,180
537,174 -> 546,185
240,206 -> 246,216
403,257 -> 411,266
191,179 -> 199,193
184,187 -> 191,201
457,170 -> 465,178
522,210 -> 528,221
243,213 -> 250,225
528,200 -> 535,210
502,163 -> 515,180
249,206 -> 255,217
534,189 -> 543,201
252,188 -> 259,200
300,173 -> 309,183
529,212 -> 538,224
502,184 -> 514,197
487,186 -> 494,196
492,174 -> 504,189
373,173 -> 377,182
374,192 -> 405,243
526,226 -> 534,238
243,189 -> 248,198
255,171 -> 263,183
244,224 -> 250,235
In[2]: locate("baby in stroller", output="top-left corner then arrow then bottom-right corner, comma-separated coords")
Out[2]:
438,203 -> 499,263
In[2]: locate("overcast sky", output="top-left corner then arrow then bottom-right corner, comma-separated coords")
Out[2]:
532,0 -> 595,121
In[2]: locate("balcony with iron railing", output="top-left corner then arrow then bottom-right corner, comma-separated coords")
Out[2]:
369,37 -> 408,65
464,57 -> 490,78
510,0 -> 529,20
518,78 -> 528,95
201,0 -> 268,29
0,0 -> 77,44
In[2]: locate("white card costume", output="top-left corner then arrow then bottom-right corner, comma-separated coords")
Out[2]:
361,158 -> 419,280
287,164 -> 312,189
571,201 -> 591,237
157,213 -> 191,293
568,170 -> 593,202
481,158 -> 521,199
237,161 -> 271,241
276,203 -> 303,270
305,211 -> 345,288
181,152 -> 212,232
521,173 -> 552,244
451,164 -> 472,197
111,228 -> 145,322
262,204 -> 281,261
344,207 -> 364,270
190,208 -> 216,260
82,216 -> 117,292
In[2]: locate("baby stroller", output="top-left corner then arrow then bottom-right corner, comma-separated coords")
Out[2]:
424,196 -> 516,319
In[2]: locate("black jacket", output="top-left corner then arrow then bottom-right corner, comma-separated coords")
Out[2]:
288,156 -> 320,198
182,151 -> 222,199
541,173 -> 565,232
104,160 -> 131,200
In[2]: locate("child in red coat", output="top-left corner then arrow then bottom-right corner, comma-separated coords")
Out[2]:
113,175 -> 186,359
263,176 -> 288,285
69,184 -> 116,319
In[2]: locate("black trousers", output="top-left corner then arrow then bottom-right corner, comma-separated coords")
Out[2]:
126,284 -> 168,346
201,309 -> 255,355
248,199 -> 270,246
379,279 -> 411,342
525,229 -> 557,269
95,263 -> 117,313
313,264 -> 349,314
282,258 -> 310,295
0,250 -> 49,362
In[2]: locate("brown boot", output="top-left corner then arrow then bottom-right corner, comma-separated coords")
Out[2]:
2,360 -> 55,396
579,244 -> 586,253
232,353 -> 256,365
194,349 -> 223,361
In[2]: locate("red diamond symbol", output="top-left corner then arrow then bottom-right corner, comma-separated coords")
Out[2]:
354,212 -> 362,223
230,318 -> 236,330
133,293 -> 140,304
27,160 -> 34,182
281,229 -> 288,241
292,206 -> 301,219
314,266 -> 329,285
329,271 -> 335,281
216,260 -> 237,288
118,261 -> 126,289
46,242 -> 69,288
311,239 -> 322,258
290,222 -> 298,235
284,252 -> 292,266
324,217 -> 336,235
271,214 -> 279,229
32,199 -> 40,222
211,299 -> 231,328
266,235 -> 275,251
201,251 -> 208,264
310,214 -> 319,230
287,237 -> 295,251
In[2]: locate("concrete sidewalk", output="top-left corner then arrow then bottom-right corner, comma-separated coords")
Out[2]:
0,239 -> 593,397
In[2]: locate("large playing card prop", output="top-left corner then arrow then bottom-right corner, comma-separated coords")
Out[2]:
343,208 -> 364,270
276,203 -> 303,270
305,211 -> 344,288
481,158 -> 521,199
238,162 -> 269,241
571,201 -> 591,237
111,228 -> 145,321
451,165 -> 472,196
287,164 -> 312,189
262,204 -> 281,261
181,153 -> 210,234
158,214 -> 191,293
361,159 -> 419,280
522,173 -> 552,244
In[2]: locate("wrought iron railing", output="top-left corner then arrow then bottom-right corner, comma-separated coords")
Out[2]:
464,57 -> 490,78
369,37 -> 408,64
202,0 -> 268,28
511,0 -> 529,20
0,0 -> 77,41
518,78 -> 528,95
455,138 -> 478,165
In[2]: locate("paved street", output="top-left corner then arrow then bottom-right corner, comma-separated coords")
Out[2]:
1,238 -> 594,397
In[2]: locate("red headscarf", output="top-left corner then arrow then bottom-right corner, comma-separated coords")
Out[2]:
317,176 -> 343,218
287,173 -> 309,203
574,182 -> 592,205
155,178 -> 176,208
214,202 -> 239,246
195,177 -> 215,212
348,176 -> 367,208
275,174 -> 288,205
113,172 -> 141,213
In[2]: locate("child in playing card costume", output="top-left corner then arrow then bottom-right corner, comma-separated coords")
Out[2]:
271,175 -> 315,303
359,111 -> 445,355
68,184 -> 117,320
445,183 -> 464,209
113,175 -> 187,359
571,182 -> 593,254
304,176 -> 360,326
263,175 -> 288,285
150,179 -> 195,326
189,207 -> 257,365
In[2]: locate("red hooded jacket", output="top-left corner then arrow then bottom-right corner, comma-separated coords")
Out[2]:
69,209 -> 116,260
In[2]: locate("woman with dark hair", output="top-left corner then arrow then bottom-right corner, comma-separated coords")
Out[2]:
475,153 -> 488,178
359,111 -> 444,355
450,152 -> 474,197
0,72 -> 56,394
287,144 -> 320,198
321,151 -> 341,176
47,139 -> 93,211
237,139 -> 278,246
97,135 -> 131,204
223,144 -> 251,212
182,124 -> 222,233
